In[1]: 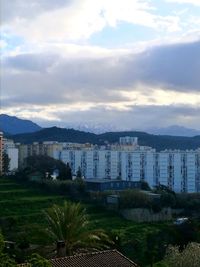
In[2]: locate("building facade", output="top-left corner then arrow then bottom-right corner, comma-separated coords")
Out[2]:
3,139 -> 19,172
54,145 -> 200,193
17,138 -> 200,193
17,141 -> 64,167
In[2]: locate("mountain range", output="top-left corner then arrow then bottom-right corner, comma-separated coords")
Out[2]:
0,114 -> 41,134
9,126 -> 200,151
1,114 -> 200,137
146,125 -> 200,137
1,114 -> 200,151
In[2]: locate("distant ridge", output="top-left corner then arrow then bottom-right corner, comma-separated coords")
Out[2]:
10,126 -> 200,151
146,125 -> 200,137
0,114 -> 42,134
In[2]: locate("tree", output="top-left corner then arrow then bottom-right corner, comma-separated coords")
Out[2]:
3,152 -> 10,173
24,156 -> 72,180
76,167 -> 82,179
44,201 -> 111,256
0,231 -> 16,267
119,189 -> 151,209
141,181 -> 151,191
65,163 -> 72,180
165,242 -> 200,267
28,253 -> 51,267
173,220 -> 198,250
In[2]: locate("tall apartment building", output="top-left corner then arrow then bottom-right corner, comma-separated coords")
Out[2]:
54,145 -> 200,193
119,136 -> 138,146
17,141 -> 63,168
17,142 -> 85,167
3,139 -> 19,171
17,138 -> 200,193
0,132 -> 3,175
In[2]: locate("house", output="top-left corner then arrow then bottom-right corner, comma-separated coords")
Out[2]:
85,179 -> 141,192
18,250 -> 138,267
50,250 -> 138,267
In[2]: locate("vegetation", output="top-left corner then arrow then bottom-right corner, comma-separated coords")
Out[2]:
119,190 -> 152,209
23,155 -> 72,180
27,253 -> 51,267
0,230 -> 52,266
76,166 -> 82,178
0,232 -> 16,267
45,201 -> 111,256
3,152 -> 10,174
0,177 -> 200,266
164,242 -> 200,267
65,162 -> 72,180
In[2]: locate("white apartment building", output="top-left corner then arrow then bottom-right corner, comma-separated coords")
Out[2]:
6,148 -> 18,171
53,142 -> 200,193
3,139 -> 19,171
119,136 -> 138,146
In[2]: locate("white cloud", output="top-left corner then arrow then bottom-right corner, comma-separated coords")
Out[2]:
166,0 -> 200,6
1,0 -> 181,43
0,40 -> 7,49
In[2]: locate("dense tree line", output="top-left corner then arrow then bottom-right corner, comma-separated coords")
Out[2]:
21,155 -> 72,180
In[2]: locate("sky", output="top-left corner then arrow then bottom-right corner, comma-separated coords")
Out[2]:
0,0 -> 200,131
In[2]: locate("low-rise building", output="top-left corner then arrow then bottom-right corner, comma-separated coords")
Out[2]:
17,250 -> 138,267
85,179 -> 141,192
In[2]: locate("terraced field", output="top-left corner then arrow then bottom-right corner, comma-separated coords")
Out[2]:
0,178 -> 69,244
0,177 -> 169,264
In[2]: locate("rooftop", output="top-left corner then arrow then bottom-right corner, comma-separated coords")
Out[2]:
84,179 -> 140,183
18,250 -> 138,267
50,250 -> 138,267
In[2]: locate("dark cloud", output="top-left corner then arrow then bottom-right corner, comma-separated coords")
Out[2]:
2,39 -> 200,126
3,53 -> 59,72
134,40 -> 200,91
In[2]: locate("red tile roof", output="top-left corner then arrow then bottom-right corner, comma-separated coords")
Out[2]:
50,250 -> 138,267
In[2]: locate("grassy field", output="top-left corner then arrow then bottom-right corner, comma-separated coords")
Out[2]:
0,177 -> 170,265
0,178 -> 69,244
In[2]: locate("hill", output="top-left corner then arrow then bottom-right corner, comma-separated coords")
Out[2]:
11,126 -> 98,144
146,125 -> 200,137
0,114 -> 42,134
10,126 -> 200,151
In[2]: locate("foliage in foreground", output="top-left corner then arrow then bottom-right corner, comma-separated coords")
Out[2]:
164,242 -> 200,267
45,201 -> 112,256
0,231 -> 16,267
0,231 -> 51,267
27,253 -> 51,267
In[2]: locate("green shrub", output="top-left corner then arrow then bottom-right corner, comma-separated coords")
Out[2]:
119,189 -> 152,209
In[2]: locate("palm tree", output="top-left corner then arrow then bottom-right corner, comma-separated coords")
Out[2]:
44,201 -> 111,257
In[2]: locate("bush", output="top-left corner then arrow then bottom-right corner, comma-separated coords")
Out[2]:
28,253 -> 51,267
160,193 -> 176,208
165,242 -> 200,267
119,190 -> 151,209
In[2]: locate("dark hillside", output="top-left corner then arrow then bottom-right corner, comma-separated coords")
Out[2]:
11,127 -> 200,151
12,126 -> 98,144
0,114 -> 41,134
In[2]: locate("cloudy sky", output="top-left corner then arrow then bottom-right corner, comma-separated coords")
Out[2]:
1,0 -> 200,131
